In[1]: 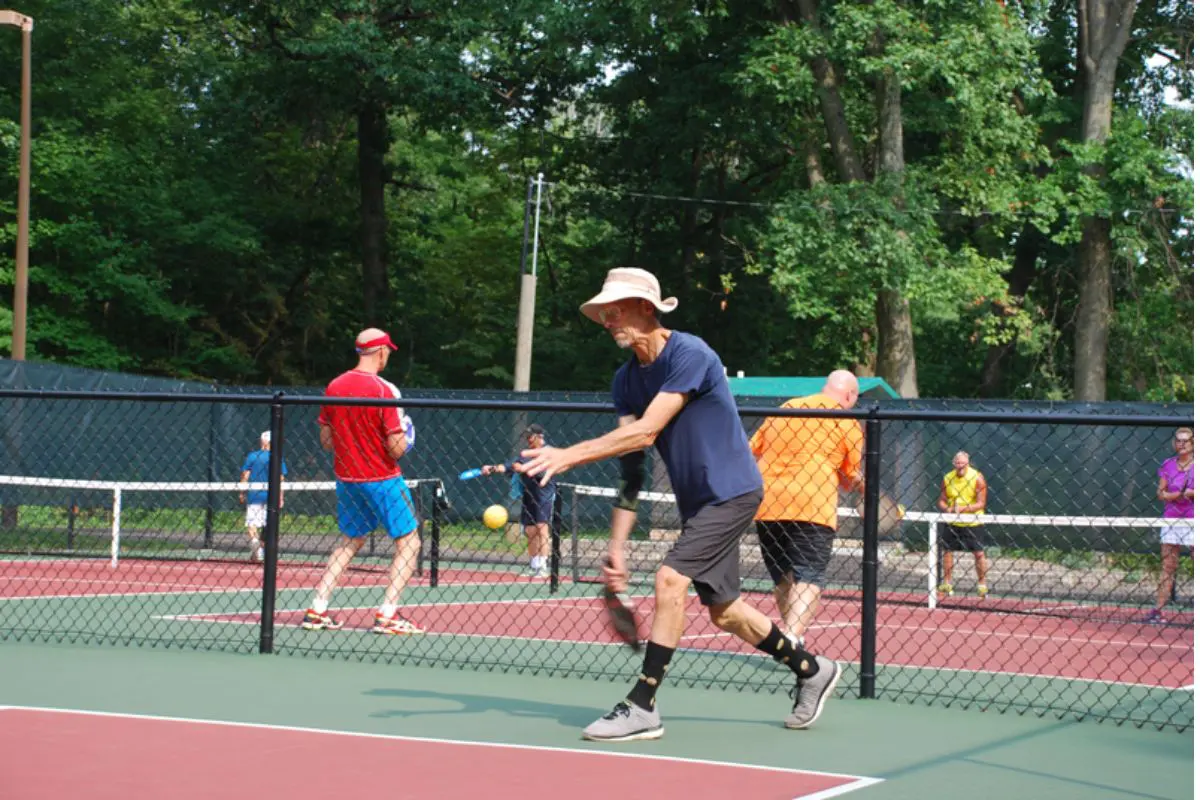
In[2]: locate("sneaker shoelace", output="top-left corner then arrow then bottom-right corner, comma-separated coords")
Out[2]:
602,703 -> 633,721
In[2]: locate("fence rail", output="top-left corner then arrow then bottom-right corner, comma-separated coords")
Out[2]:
0,389 -> 1192,731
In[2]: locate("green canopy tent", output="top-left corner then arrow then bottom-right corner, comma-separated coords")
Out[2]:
727,375 -> 900,401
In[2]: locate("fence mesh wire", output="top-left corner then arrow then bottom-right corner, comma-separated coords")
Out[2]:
0,391 -> 1192,730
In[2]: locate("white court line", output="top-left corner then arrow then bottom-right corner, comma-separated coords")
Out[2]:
1,705 -> 883,799
154,605 -> 1193,691
0,578 -> 563,602
873,621 -> 1193,652
680,622 -> 859,642
869,659 -> 1194,693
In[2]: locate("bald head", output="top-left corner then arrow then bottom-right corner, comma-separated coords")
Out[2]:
822,369 -> 859,409
354,327 -> 396,373
356,328 -> 391,352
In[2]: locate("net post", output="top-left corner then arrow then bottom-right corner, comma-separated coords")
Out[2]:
859,406 -> 882,700
429,481 -> 443,588
203,400 -> 217,550
927,521 -> 938,609
413,481 -> 425,578
109,487 -> 122,569
66,495 -> 76,550
550,488 -> 563,593
569,486 -> 580,584
259,393 -> 285,655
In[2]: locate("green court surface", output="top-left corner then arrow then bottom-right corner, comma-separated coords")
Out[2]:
0,641 -> 1192,799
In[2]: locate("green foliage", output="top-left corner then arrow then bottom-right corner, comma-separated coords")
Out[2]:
0,0 -> 1189,398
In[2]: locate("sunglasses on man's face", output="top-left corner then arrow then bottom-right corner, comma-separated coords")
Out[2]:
1176,437 -> 1192,444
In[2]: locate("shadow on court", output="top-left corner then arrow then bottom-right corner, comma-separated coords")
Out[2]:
362,686 -> 782,730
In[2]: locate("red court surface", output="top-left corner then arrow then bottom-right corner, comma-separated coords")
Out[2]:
0,559 -> 541,599
5,557 -> 1192,689
170,591 -> 1194,689
0,708 -> 879,800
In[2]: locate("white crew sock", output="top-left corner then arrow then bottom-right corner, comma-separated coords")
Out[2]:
379,603 -> 397,619
311,598 -> 329,614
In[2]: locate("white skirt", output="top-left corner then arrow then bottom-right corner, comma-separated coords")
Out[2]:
1160,521 -> 1194,547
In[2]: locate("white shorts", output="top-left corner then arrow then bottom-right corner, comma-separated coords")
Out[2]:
245,504 -> 267,530
1160,521 -> 1194,547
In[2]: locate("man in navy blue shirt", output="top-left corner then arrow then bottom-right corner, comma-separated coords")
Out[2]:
239,431 -> 287,562
517,268 -> 841,741
478,423 -> 557,578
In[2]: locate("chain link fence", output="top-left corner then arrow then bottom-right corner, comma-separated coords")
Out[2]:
0,388 -> 1192,731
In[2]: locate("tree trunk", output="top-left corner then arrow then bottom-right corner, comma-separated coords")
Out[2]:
1072,0 -> 1138,400
872,59 -> 918,396
358,102 -> 390,325
1075,215 -> 1113,399
876,290 -> 919,397
794,0 -> 866,183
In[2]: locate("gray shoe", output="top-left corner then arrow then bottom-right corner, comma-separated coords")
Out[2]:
785,655 -> 841,729
582,701 -> 664,742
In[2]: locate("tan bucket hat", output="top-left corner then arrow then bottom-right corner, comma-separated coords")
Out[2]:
580,268 -> 679,324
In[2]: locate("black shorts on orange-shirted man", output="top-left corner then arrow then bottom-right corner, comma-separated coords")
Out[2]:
756,520 -> 836,587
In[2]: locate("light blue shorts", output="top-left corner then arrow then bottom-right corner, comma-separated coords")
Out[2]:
336,477 -> 419,539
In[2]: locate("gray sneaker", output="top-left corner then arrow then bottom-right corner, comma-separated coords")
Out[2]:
785,655 -> 841,729
582,701 -> 664,742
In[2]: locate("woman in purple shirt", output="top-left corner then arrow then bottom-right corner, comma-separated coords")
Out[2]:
1148,427 -> 1194,623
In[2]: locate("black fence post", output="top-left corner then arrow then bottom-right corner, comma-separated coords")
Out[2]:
203,399 -> 217,550
429,481 -> 443,588
66,496 -> 76,550
259,393 -> 286,655
550,489 -> 563,593
859,405 -> 882,700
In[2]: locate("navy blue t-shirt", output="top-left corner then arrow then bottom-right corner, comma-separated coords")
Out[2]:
611,331 -> 761,521
241,449 -> 287,505
505,455 -> 557,506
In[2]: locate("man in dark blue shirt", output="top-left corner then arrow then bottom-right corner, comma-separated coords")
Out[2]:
478,423 -> 557,578
239,431 -> 287,562
517,268 -> 841,742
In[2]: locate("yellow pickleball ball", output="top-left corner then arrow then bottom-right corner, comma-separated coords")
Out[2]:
482,504 -> 508,530
897,503 -> 906,519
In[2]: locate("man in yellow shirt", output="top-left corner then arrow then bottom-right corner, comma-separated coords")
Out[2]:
750,370 -> 864,646
937,451 -> 989,597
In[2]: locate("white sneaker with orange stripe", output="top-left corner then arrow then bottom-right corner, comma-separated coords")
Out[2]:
372,612 -> 424,635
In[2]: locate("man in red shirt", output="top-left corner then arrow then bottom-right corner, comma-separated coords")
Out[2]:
302,328 -> 423,635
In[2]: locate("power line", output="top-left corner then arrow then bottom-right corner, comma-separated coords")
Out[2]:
526,177 -> 1187,219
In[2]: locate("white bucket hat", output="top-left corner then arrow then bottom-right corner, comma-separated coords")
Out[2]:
579,268 -> 679,324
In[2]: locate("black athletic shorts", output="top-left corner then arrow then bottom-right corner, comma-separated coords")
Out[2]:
939,523 -> 984,552
755,520 -> 836,587
520,491 -> 554,526
662,488 -> 763,607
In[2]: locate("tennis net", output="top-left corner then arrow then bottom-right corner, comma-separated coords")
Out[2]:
0,474 -> 444,569
550,482 -> 1194,624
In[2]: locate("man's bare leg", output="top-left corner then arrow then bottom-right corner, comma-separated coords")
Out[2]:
974,549 -> 989,595
382,532 -> 422,609
312,536 -> 365,609
941,550 -> 955,592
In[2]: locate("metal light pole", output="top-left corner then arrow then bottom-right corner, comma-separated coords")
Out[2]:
0,10 -> 31,360
513,173 -> 543,391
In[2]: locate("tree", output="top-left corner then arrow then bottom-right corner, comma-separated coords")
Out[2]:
1073,0 -> 1140,400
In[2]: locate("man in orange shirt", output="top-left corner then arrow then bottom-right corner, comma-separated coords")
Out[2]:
750,370 -> 863,646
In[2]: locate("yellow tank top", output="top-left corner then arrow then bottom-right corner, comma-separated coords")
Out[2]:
943,467 -> 983,527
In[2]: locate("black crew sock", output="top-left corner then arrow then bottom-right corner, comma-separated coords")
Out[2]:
626,641 -> 674,711
756,624 -> 819,678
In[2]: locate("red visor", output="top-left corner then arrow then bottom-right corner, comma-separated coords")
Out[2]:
355,333 -> 397,352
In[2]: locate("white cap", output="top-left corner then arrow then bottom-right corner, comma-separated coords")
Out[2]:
260,431 -> 271,444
